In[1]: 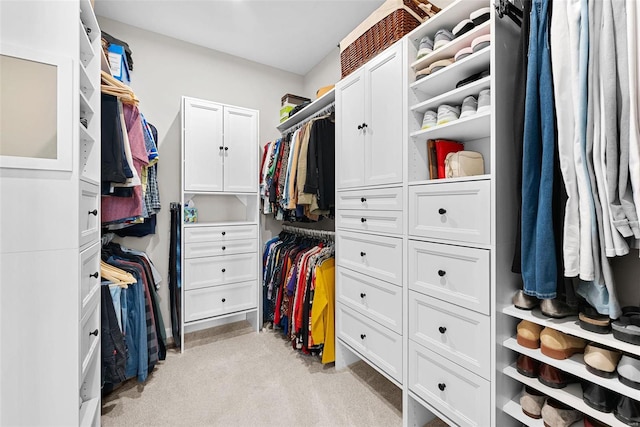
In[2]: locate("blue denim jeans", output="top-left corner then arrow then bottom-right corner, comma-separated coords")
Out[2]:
522,0 -> 558,299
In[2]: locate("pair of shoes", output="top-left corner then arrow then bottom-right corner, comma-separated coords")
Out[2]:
618,354 -> 640,390
416,35 -> 434,60
454,33 -> 492,62
582,382 -> 618,413
513,289 -> 540,310
436,104 -> 460,126
459,89 -> 490,119
540,327 -> 586,360
541,298 -> 579,319
517,354 -> 575,389
520,387 -> 584,426
428,57 -> 454,74
451,7 -> 490,39
456,69 -> 490,88
612,306 -> 640,345
615,395 -> 640,426
579,305 -> 612,334
421,110 -> 437,129
584,342 -> 622,378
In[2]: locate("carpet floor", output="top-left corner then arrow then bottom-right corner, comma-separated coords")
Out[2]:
101,321 -> 402,427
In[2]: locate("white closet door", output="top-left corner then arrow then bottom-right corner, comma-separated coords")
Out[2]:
336,70 -> 366,189
365,44 -> 403,187
223,106 -> 257,193
183,98 -> 224,192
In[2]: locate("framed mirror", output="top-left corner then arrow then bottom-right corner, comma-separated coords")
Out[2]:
0,43 -> 73,171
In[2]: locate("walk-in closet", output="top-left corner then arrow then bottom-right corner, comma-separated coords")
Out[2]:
1,0 -> 639,426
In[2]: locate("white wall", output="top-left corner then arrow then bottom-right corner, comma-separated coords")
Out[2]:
97,17 -> 306,335
301,47 -> 341,100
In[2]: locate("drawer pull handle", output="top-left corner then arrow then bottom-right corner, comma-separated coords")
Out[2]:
222,246 -> 226,251
89,329 -> 99,337
222,231 -> 226,236
437,270 -> 446,277
360,197 -> 367,203
221,268 -> 226,273
360,252 -> 366,257
439,326 -> 447,334
222,298 -> 226,303
438,208 -> 447,215
360,293 -> 366,298
360,334 -> 366,340
88,209 -> 98,216
360,217 -> 367,223
438,383 -> 446,391
90,272 -> 99,278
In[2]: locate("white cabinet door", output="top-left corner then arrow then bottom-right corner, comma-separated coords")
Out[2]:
336,70 -> 365,189
183,98 -> 224,192
223,106 -> 257,193
365,44 -> 403,187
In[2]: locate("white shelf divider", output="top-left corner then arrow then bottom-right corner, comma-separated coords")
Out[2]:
503,305 -> 640,358
410,110 -> 491,141
503,365 -> 627,427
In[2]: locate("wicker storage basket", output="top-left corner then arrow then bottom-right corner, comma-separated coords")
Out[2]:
340,0 -> 428,78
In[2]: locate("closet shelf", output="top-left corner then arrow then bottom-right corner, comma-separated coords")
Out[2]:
276,88 -> 335,132
411,47 -> 490,99
79,20 -> 95,65
79,90 -> 94,117
410,76 -> 490,115
78,397 -> 99,427
408,175 -> 491,186
411,21 -> 491,71
503,305 -> 640,358
503,337 -> 636,396
502,398 -> 585,427
183,220 -> 257,228
410,110 -> 491,141
78,62 -> 95,99
503,365 -> 627,427
79,123 -> 95,145
79,0 -> 100,43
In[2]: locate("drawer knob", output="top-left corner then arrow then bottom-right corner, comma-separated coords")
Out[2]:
438,208 -> 447,215
90,272 -> 99,279
89,329 -> 99,337
221,268 -> 226,273
219,146 -> 224,150
88,209 -> 98,216
222,231 -> 226,236
360,217 -> 367,223
437,270 -> 446,277
360,252 -> 366,257
222,246 -> 226,251
438,383 -> 446,391
222,298 -> 226,303
357,124 -> 363,130
224,147 -> 229,151
361,197 -> 367,203
439,326 -> 447,334
360,334 -> 366,340
362,123 -> 368,129
360,293 -> 366,298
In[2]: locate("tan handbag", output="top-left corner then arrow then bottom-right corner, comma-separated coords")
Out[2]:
445,151 -> 484,178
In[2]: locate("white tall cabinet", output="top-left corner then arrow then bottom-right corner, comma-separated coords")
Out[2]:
0,0 -> 102,425
180,97 -> 260,350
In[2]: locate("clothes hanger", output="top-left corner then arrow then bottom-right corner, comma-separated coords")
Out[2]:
100,260 -> 135,287
101,71 -> 139,105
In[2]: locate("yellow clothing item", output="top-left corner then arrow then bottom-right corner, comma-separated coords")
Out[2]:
311,258 -> 335,364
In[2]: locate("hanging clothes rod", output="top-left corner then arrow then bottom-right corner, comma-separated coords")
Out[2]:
280,102 -> 335,136
282,224 -> 335,239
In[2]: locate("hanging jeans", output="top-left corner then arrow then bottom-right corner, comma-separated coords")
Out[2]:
522,0 -> 558,299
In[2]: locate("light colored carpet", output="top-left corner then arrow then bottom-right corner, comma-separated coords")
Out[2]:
101,321 -> 402,426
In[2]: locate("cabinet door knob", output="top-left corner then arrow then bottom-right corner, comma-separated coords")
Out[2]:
360,334 -> 366,340
89,329 -> 99,337
219,146 -> 224,150
438,208 -> 447,215
224,147 -> 229,151
438,383 -> 446,391
222,298 -> 226,303
438,270 -> 446,277
221,268 -> 226,273
361,197 -> 367,203
88,209 -> 98,216
362,123 -> 368,128
221,231 -> 226,236
357,124 -> 363,130
439,326 -> 447,334
360,293 -> 366,298
90,272 -> 99,278
222,246 -> 226,251
360,251 -> 366,257
361,217 -> 367,223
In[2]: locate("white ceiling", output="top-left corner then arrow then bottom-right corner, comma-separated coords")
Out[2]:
94,0 -> 386,76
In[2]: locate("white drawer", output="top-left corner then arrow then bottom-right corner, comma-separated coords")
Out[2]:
184,281 -> 257,322
337,231 -> 402,285
336,209 -> 403,235
337,187 -> 403,211
408,180 -> 490,244
337,267 -> 402,334
337,304 -> 402,383
80,242 -> 100,314
79,180 -> 100,248
184,238 -> 257,259
184,252 -> 257,290
409,291 -> 490,379
184,224 -> 257,243
80,291 -> 100,381
408,240 -> 490,315
409,340 -> 490,427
